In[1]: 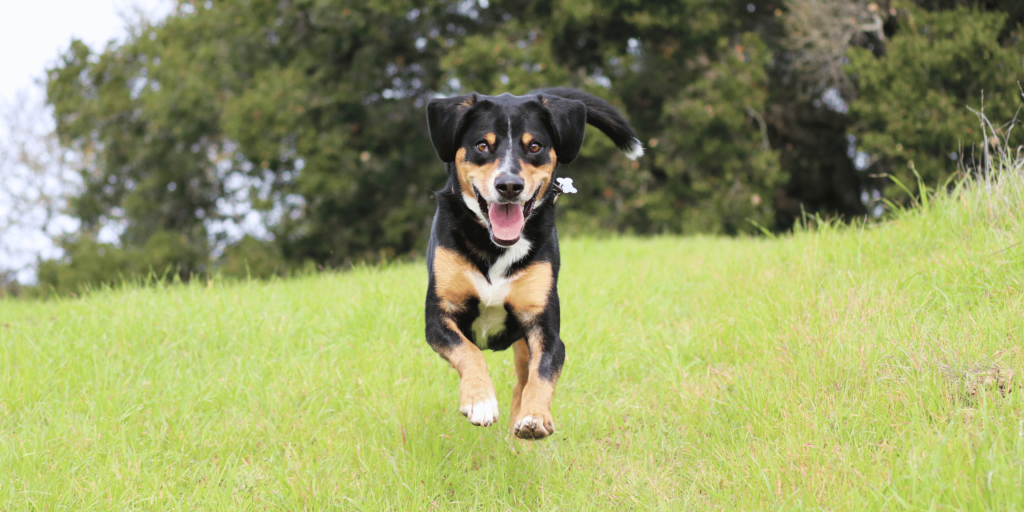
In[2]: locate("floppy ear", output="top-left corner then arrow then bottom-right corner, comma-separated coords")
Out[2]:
537,95 -> 588,165
531,88 -> 644,160
426,94 -> 478,163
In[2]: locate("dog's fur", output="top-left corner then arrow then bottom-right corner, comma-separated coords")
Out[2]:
424,88 -> 642,439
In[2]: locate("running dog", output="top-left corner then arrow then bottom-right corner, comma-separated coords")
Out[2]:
424,88 -> 642,439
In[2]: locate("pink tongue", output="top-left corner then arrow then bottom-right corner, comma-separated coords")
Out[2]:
488,203 -> 525,242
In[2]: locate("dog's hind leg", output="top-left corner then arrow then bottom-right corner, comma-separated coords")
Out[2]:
509,338 -> 530,428
432,318 -> 499,427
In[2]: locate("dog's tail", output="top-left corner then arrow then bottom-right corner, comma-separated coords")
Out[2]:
531,87 -> 644,160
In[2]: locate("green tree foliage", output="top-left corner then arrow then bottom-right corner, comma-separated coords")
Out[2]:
34,0 -> 1024,294
47,1 -> 480,274
848,5 -> 1024,193
656,34 -> 783,234
915,0 -> 1024,33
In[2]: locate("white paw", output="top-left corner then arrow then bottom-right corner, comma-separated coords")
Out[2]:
461,398 -> 499,426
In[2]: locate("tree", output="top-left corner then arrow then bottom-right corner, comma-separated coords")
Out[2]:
46,0 -> 497,279
847,5 -> 1024,193
33,0 -> 1024,295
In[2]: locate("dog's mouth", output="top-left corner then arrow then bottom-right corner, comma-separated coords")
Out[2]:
474,185 -> 540,247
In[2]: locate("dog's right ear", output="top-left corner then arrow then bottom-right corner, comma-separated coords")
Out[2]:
426,94 -> 478,163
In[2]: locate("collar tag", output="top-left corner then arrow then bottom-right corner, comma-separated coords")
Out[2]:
555,177 -> 577,194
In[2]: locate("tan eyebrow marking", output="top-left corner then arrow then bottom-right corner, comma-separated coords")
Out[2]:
521,133 -> 534,145
484,133 -> 496,145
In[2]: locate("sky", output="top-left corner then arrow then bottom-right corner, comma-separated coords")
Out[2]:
0,0 -> 173,283
0,0 -> 173,106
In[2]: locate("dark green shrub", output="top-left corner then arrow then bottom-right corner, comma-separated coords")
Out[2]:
216,236 -> 287,280
847,6 -> 1024,194
36,237 -> 138,296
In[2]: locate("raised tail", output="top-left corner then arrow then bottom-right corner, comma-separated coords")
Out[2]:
531,87 -> 644,160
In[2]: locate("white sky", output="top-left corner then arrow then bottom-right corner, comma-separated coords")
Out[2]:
0,0 -> 173,105
0,0 -> 173,284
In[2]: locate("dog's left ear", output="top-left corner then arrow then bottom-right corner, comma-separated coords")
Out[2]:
426,94 -> 478,163
537,95 -> 587,165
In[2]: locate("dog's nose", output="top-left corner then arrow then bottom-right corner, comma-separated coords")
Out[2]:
494,174 -> 524,200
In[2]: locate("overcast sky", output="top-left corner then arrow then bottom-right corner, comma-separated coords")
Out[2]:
0,0 -> 173,104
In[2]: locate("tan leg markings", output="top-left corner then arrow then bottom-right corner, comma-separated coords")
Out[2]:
509,338 -> 530,428
507,262 -> 553,321
512,330 -> 559,440
433,246 -> 478,314
441,319 -> 498,426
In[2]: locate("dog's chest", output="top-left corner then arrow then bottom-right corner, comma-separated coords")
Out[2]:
468,272 -> 511,346
467,240 -> 532,347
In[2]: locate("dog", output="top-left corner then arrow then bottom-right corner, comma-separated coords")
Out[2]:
424,88 -> 642,439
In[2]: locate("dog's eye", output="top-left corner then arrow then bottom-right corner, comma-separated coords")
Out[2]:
476,142 -> 489,153
528,141 -> 542,153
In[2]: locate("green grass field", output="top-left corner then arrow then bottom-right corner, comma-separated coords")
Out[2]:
2,173 -> 1023,510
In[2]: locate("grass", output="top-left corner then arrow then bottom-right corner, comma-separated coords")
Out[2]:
2,170 -> 1023,510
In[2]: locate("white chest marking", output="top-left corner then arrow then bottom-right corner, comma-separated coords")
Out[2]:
469,238 -> 532,347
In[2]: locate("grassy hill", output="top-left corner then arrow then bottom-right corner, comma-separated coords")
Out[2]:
2,172 -> 1023,510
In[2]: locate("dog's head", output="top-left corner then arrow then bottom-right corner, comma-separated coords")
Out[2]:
427,93 -> 586,247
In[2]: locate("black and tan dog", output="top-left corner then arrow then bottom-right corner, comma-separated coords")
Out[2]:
424,88 -> 642,440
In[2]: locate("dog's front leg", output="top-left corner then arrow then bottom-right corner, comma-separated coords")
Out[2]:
511,326 -> 565,440
427,317 -> 499,427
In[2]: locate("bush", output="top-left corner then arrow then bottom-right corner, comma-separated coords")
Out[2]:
36,237 -> 139,296
216,236 -> 287,280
